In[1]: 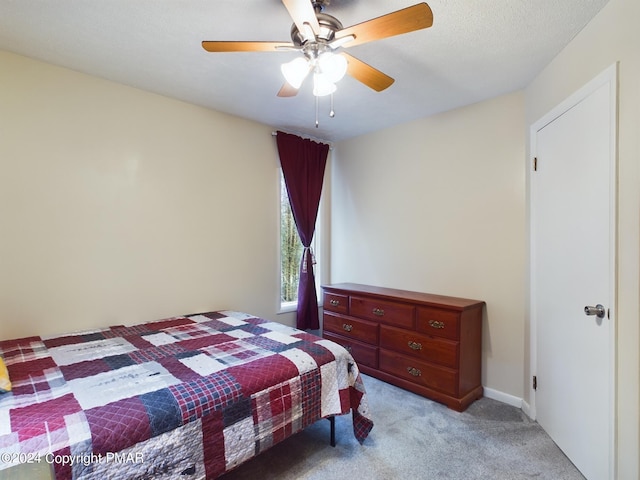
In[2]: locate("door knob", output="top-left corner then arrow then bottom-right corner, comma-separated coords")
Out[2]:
584,304 -> 605,319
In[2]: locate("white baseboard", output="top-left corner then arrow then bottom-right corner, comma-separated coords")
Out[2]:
483,386 -> 523,409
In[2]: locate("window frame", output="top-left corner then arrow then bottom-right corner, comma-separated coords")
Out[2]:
278,168 -> 322,313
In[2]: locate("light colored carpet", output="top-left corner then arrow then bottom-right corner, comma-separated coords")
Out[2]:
221,374 -> 585,480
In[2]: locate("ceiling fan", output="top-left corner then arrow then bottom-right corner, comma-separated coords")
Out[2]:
202,1 -> 434,99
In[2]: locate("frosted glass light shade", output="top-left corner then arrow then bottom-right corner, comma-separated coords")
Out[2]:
313,73 -> 336,97
281,57 -> 310,88
318,52 -> 348,83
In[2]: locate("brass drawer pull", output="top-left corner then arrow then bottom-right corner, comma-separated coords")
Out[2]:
372,308 -> 385,317
342,323 -> 353,332
330,299 -> 340,306
407,367 -> 422,377
428,320 -> 445,329
408,341 -> 422,351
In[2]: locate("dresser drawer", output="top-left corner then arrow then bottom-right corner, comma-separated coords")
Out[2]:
379,348 -> 458,396
323,311 -> 379,345
323,292 -> 349,314
350,296 -> 415,329
416,307 -> 460,340
323,332 -> 378,369
379,325 -> 459,368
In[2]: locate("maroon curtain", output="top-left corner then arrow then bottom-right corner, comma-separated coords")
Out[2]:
276,131 -> 329,330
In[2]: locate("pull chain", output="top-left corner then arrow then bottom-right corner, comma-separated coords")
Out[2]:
314,94 -> 337,128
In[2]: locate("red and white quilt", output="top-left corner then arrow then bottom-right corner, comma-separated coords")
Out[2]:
0,311 -> 373,479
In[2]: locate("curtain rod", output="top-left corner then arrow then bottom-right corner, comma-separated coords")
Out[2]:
271,130 -> 333,150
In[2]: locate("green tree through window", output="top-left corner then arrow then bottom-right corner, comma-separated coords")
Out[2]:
281,172 -> 303,304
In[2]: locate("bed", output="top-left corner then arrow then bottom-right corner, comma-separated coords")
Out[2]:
0,310 -> 373,479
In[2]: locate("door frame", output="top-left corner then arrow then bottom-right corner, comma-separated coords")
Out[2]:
528,63 -> 618,478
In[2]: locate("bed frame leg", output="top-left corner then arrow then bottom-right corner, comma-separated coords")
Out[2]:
328,416 -> 336,447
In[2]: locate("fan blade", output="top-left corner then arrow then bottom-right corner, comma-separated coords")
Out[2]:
202,41 -> 294,52
335,3 -> 433,48
341,53 -> 394,92
282,0 -> 320,40
277,82 -> 300,97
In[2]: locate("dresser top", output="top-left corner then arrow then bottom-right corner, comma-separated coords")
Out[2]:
322,283 -> 485,311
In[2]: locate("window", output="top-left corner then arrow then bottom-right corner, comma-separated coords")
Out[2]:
280,171 -> 303,308
280,170 -> 322,311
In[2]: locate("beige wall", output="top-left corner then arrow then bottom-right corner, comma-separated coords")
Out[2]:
525,0 -> 640,477
0,50 -> 296,340
331,92 -> 527,399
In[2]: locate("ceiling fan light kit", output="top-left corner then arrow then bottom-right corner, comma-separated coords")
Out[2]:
202,1 -> 434,126
281,49 -> 347,94
282,51 -> 347,97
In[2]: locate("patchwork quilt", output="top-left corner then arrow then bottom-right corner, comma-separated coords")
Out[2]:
0,311 -> 373,479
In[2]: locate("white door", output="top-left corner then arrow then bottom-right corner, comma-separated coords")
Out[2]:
531,66 -> 616,480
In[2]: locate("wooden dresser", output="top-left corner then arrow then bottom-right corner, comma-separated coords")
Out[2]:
322,283 -> 484,411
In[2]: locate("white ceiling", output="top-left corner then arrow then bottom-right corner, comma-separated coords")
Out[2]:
0,0 -> 609,142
